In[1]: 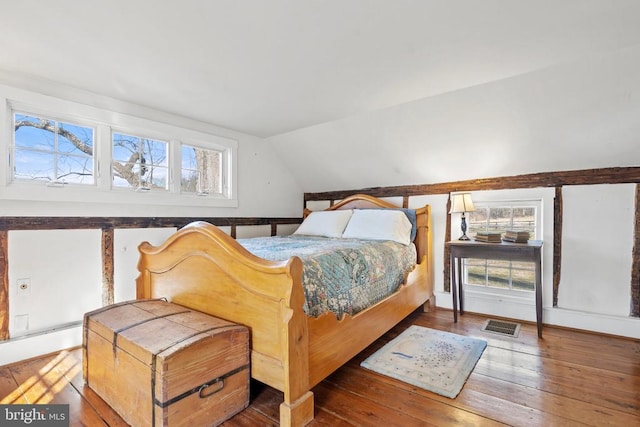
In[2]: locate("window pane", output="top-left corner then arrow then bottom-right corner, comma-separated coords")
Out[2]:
58,122 -> 94,155
463,202 -> 538,292
112,133 -> 168,190
112,165 -> 133,188
469,208 -> 488,229
487,259 -> 510,289
512,262 -> 535,291
487,260 -> 511,288
58,154 -> 94,184
181,169 -> 199,193
512,207 -> 536,234
112,133 -> 140,162
13,113 -> 95,184
143,165 -> 168,189
142,139 -> 168,167
181,145 -> 222,194
14,115 -> 55,150
14,149 -> 55,181
487,264 -> 510,289
489,207 -> 512,231
467,265 -> 486,285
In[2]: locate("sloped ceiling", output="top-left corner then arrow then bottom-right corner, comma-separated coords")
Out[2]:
1,0 -> 640,138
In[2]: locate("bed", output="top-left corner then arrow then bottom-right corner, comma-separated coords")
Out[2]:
136,194 -> 434,426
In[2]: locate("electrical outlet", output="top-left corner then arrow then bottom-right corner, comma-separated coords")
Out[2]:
17,278 -> 31,295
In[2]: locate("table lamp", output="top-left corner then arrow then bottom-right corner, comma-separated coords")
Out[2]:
449,193 -> 475,240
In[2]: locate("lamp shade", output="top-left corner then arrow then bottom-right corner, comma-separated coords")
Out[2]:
449,193 -> 475,214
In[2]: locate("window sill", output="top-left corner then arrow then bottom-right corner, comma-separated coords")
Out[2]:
464,285 -> 535,305
0,184 -> 239,208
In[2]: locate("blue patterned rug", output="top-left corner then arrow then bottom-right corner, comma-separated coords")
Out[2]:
361,325 -> 487,398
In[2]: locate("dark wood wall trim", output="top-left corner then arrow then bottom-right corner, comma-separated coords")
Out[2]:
305,166 -> 640,201
0,216 -> 301,231
102,228 -> 114,307
0,216 -> 301,341
632,184 -> 640,317
444,197 -> 452,292
0,231 -> 8,340
553,187 -> 563,307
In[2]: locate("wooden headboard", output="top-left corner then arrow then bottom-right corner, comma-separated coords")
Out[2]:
305,193 -> 432,268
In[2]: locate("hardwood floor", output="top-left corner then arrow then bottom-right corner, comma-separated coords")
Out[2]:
1,308 -> 639,426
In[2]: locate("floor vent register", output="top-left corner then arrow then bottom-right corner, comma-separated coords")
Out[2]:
481,319 -> 521,337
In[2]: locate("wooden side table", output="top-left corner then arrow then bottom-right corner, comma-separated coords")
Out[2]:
446,239 -> 544,338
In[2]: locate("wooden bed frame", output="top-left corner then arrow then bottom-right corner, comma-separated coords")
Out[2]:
136,194 -> 434,426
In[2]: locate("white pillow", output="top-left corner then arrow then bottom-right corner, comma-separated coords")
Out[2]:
293,209 -> 353,238
341,209 -> 413,245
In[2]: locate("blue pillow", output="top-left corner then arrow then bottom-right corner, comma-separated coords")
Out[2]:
397,208 -> 418,242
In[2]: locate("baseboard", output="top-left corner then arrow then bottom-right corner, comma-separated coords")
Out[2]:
434,290 -> 640,339
544,307 -> 640,340
0,324 -> 82,367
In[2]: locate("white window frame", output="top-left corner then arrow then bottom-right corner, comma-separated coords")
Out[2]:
110,129 -> 171,193
179,142 -> 228,197
1,88 -> 238,208
460,198 -> 542,299
7,102 -> 99,192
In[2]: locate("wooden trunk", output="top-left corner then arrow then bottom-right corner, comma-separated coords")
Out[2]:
83,299 -> 249,427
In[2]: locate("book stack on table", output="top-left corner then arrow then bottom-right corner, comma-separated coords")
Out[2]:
474,231 -> 502,242
502,230 -> 530,243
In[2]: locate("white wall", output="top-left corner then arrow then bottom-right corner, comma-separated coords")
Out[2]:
0,75 -> 304,218
113,228 -> 178,302
4,229 -> 103,366
540,183 -> 640,339
268,45 -> 640,192
557,185 -> 635,315
9,229 -> 103,336
2,39 -> 640,366
268,46 -> 640,338
0,79 -> 303,366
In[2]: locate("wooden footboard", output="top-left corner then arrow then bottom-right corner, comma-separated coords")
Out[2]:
136,222 -> 314,425
307,255 -> 430,387
136,194 -> 433,427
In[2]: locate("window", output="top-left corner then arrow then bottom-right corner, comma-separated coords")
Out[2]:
465,201 -> 539,292
13,112 -> 95,185
112,133 -> 168,191
181,144 -> 223,195
5,93 -> 237,208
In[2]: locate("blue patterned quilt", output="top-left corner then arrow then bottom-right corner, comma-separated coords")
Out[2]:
236,235 -> 417,318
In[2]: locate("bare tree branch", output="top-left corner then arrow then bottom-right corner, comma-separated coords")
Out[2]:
15,119 -> 93,155
112,152 -> 142,187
